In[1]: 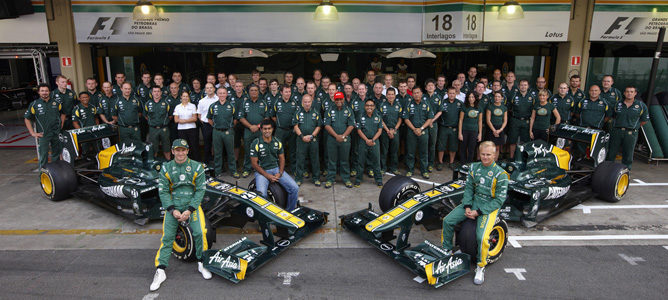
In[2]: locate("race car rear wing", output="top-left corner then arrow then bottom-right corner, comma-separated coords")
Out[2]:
59,124 -> 119,163
550,124 -> 610,167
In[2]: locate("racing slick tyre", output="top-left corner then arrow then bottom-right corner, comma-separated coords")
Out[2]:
592,161 -> 630,203
249,178 -> 288,209
456,217 -> 508,265
378,175 -> 421,212
40,160 -> 77,201
173,222 -> 196,261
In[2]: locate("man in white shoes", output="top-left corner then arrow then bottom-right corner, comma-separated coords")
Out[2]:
150,139 -> 212,291
440,141 -> 509,285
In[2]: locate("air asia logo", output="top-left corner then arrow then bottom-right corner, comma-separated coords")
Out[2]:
87,17 -> 128,40
600,17 -> 646,39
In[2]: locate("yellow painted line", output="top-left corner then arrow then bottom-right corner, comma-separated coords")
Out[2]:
0,227 -> 338,235
25,158 -> 38,164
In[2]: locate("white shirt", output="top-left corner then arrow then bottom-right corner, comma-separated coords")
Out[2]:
215,82 -> 230,89
173,102 -> 198,130
382,85 -> 395,96
484,88 -> 492,95
456,92 -> 466,102
197,94 -> 219,123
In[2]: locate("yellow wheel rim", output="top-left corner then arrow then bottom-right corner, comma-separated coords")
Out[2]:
487,226 -> 505,256
40,173 -> 53,195
616,173 -> 629,197
172,228 -> 187,252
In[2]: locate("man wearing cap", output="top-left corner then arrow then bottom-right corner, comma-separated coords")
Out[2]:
150,139 -> 211,291
324,91 -> 355,188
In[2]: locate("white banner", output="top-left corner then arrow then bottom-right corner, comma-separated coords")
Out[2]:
590,12 -> 668,42
483,11 -> 570,42
422,10 -> 483,42
0,13 -> 49,43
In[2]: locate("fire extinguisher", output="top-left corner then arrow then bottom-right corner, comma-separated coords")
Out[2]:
66,79 -> 73,91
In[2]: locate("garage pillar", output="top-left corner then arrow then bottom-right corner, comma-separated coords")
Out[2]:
553,0 -> 595,90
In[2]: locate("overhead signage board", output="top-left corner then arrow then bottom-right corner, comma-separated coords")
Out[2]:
590,1 -> 668,42
483,0 -> 571,42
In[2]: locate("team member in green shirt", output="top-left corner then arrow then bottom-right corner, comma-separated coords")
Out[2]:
172,71 -> 191,96
144,86 -> 172,160
507,79 -> 534,159
24,84 -> 65,168
485,91 -> 508,155
112,82 -> 143,145
239,85 -> 268,177
112,72 -> 126,96
379,88 -> 403,175
272,85 -> 299,173
189,78 -> 204,106
550,83 -> 575,124
293,94 -> 322,186
72,92 -> 98,128
424,79 -> 443,172
576,85 -> 610,129
83,77 -> 103,108
323,91 -> 355,189
437,87 -> 463,170
530,90 -> 560,141
207,87 -> 239,178
98,82 -> 117,125
403,87 -> 434,179
458,92 -> 483,164
600,75 -> 622,107
349,84 -> 368,177
355,99 -> 384,187
606,86 -> 649,169
264,79 -> 281,108
136,71 -> 152,103
51,75 -> 77,130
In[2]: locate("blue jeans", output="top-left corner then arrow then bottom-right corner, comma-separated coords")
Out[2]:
254,167 -> 299,211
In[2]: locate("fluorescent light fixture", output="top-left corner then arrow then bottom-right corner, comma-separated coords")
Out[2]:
314,1 -> 339,21
320,53 -> 339,61
498,1 -> 524,20
133,0 -> 158,20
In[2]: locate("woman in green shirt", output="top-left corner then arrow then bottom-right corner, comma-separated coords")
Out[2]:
485,91 -> 508,154
530,90 -> 560,141
458,92 -> 483,163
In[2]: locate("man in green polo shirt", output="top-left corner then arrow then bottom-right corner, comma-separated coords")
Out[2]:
136,71 -> 152,103
239,85 -> 268,177
112,82 -> 142,145
293,94 -> 322,186
424,79 -> 443,172
112,72 -> 125,96
98,82 -> 117,125
208,87 -> 239,178
172,71 -> 191,96
51,75 -> 76,130
507,79 -> 535,159
272,85 -> 299,174
600,75 -> 622,107
144,86 -> 172,160
323,91 -> 355,189
379,88 -> 402,175
24,84 -> 65,168
83,77 -> 103,108
403,87 -> 434,179
606,86 -> 649,169
437,87 -> 462,170
550,83 -> 575,124
355,99 -> 383,187
72,92 -> 98,129
576,85 -> 610,129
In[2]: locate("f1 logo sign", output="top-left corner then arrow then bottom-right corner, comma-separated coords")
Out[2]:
89,17 -> 128,36
603,17 -> 645,35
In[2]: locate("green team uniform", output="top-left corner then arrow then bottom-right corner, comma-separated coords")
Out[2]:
462,78 -> 478,94
24,97 -> 63,168
51,88 -> 76,129
176,82 -> 191,96
462,105 -> 481,132
240,98 -> 268,173
403,99 -> 434,174
438,98 -> 462,152
98,94 -> 117,121
379,100 -> 402,173
569,88 -> 586,104
144,98 -> 171,153
487,104 -> 507,128
502,83 -> 519,101
230,93 -> 249,148
550,94 -> 575,124
507,91 -> 535,144
113,94 -> 142,144
600,87 -> 622,108
369,94 -> 387,108
355,111 -> 383,185
291,91 -> 306,107
264,91 -> 281,109
208,100 -> 237,175
532,102 -> 554,131
155,156 -> 208,268
324,105 -> 355,183
424,92 -> 442,170
72,103 -> 97,128
396,93 -> 412,110
478,94 -> 491,113
349,97 -> 365,173
320,97 -> 335,170
189,90 -> 204,106
606,99 -> 649,169
442,162 -> 509,267
136,83 -> 151,103
435,86 -> 447,99
577,98 -> 610,129
293,107 -> 321,183
165,94 -> 181,141
531,88 -> 552,98
272,98 -> 298,173
84,90 -> 103,108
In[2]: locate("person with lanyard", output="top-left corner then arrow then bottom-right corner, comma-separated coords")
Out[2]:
550,83 -> 575,125
458,92 -> 483,164
208,87 -> 239,178
354,99 -> 384,187
112,82 -> 142,145
98,82 -> 117,125
172,71 -> 191,96
530,90 -> 560,142
189,78 -> 204,106
507,79 -> 534,159
264,79 -> 281,108
173,91 -> 199,161
606,86 -> 649,169
144,85 -> 172,160
441,141 -> 509,285
502,71 -> 520,101
576,85 -> 610,130
83,77 -> 103,108
239,85 -> 268,178
24,83 -> 65,169
197,83 -> 218,166
379,88 -> 402,175
293,94 -> 322,186
403,86 -> 434,179
485,91 -> 508,155
424,79 -> 443,173
111,72 -> 126,96
51,75 -> 77,130
72,92 -> 98,129
250,119 -> 300,210
272,85 -> 299,174
349,84 -> 368,178
323,91 -> 355,189
150,139 -> 211,292
437,87 -> 463,170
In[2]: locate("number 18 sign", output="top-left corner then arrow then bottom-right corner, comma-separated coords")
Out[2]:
422,10 -> 483,42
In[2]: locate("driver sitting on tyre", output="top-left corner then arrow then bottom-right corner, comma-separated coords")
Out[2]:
441,141 -> 509,285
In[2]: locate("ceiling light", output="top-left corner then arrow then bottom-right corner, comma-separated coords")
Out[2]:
314,1 -> 339,21
498,1 -> 524,20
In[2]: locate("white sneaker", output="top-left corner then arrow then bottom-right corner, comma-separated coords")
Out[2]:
150,268 -> 166,291
198,262 -> 212,280
473,266 -> 485,285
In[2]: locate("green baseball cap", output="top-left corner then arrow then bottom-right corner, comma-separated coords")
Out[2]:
172,139 -> 189,149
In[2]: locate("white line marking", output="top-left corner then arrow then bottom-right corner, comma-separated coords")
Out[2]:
633,179 -> 646,184
142,293 -> 159,300
277,272 -> 299,285
663,246 -> 668,251
505,268 -> 527,280
508,238 -> 522,248
618,253 -> 645,265
629,183 -> 668,186
510,234 -> 668,243
413,276 -> 426,283
571,204 -> 668,213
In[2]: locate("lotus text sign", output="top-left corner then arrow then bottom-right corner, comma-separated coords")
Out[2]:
483,1 -> 571,42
